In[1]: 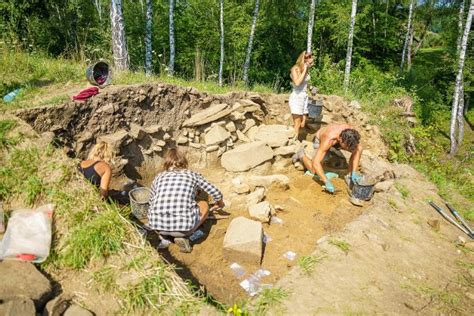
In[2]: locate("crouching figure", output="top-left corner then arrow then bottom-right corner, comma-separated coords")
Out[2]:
148,148 -> 224,253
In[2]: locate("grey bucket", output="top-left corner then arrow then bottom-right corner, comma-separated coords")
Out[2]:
86,60 -> 112,88
129,187 -> 151,220
350,178 -> 375,201
308,99 -> 323,118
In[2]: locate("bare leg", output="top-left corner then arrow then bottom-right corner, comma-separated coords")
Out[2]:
292,114 -> 302,139
301,155 -> 315,173
301,114 -> 308,128
196,200 -> 209,228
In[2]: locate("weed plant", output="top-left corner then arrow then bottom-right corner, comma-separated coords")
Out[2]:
253,288 -> 289,315
297,254 -> 327,275
329,239 -> 351,254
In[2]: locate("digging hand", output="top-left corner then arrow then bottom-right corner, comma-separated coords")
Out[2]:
323,179 -> 335,194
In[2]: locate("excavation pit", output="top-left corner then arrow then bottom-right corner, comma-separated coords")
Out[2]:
16,83 -> 384,304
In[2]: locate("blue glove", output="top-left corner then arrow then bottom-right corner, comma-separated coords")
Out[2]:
351,171 -> 362,184
324,179 -> 335,193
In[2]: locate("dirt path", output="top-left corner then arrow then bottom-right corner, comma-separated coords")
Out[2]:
268,165 -> 474,315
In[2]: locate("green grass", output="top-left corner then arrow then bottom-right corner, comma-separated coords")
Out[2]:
401,282 -> 463,313
0,119 -> 18,148
329,239 -> 351,254
395,183 -> 410,199
92,266 -> 117,292
253,288 -> 289,315
297,254 -> 327,275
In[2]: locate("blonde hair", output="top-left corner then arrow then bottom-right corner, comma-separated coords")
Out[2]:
162,148 -> 188,171
291,51 -> 312,75
87,141 -> 113,163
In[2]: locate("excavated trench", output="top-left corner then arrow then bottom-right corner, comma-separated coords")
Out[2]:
16,83 -> 388,303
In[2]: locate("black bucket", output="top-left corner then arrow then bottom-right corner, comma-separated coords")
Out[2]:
350,176 -> 375,201
308,99 -> 323,118
86,60 -> 112,88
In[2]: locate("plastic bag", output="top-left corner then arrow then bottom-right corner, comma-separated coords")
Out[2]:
0,204 -> 54,263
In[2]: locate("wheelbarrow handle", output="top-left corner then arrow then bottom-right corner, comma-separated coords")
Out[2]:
445,203 -> 474,235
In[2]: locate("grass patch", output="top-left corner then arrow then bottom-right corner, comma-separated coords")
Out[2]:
456,260 -> 474,270
253,288 -> 289,315
329,239 -> 351,254
401,282 -> 463,313
297,254 -> 327,275
395,183 -> 410,199
0,119 -> 18,148
92,266 -> 117,292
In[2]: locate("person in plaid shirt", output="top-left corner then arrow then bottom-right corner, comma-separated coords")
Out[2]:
148,148 -> 224,252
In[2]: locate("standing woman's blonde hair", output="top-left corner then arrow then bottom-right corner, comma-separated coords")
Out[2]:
87,141 -> 114,163
292,51 -> 312,76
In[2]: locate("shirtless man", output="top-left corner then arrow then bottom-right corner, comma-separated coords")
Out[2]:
292,124 -> 363,193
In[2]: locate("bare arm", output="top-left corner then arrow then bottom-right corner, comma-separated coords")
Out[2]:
98,164 -> 112,198
290,65 -> 309,86
349,144 -> 363,173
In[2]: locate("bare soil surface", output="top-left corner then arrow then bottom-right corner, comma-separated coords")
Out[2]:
136,165 -> 363,305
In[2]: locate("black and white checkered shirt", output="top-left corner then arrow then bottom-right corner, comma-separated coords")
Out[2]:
148,169 -> 223,232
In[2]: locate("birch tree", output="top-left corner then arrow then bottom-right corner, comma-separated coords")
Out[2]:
219,0 -> 224,86
307,0 -> 317,53
343,0 -> 358,92
401,0 -> 415,70
110,0 -> 129,71
168,0 -> 175,76
144,0 -> 153,76
243,0 -> 260,85
92,0 -> 102,20
449,0 -> 473,155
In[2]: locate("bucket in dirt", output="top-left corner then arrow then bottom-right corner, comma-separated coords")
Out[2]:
129,187 -> 151,220
350,176 -> 375,201
86,60 -> 112,88
308,99 -> 323,119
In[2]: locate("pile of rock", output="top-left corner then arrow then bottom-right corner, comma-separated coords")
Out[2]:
0,261 -> 93,315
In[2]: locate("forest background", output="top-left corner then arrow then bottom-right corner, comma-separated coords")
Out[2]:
0,0 -> 473,217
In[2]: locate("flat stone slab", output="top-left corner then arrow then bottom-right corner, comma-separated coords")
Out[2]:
246,174 -> 290,190
0,261 -> 52,309
182,103 -> 232,127
254,125 -> 295,148
221,141 -> 274,172
223,217 -> 263,265
0,297 -> 36,315
204,125 -> 230,146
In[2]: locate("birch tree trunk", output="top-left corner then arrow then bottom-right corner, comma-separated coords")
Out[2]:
243,0 -> 260,85
144,0 -> 153,76
110,0 -> 129,71
219,0 -> 224,86
456,0 -> 467,149
401,0 -> 415,70
343,0 -> 358,92
407,20 -> 414,70
93,0 -> 102,20
168,0 -> 175,76
307,0 -> 317,53
449,0 -> 473,156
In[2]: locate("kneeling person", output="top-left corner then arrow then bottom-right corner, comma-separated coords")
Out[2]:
293,124 -> 363,193
148,148 -> 224,253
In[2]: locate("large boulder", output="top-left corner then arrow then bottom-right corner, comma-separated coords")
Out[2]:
221,142 -> 274,172
182,103 -> 233,127
97,129 -> 129,153
204,125 -> 230,146
0,261 -> 52,309
254,125 -> 295,148
223,217 -> 263,265
359,151 -> 395,182
0,297 -> 36,315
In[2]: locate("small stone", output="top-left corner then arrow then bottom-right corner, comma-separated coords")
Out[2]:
155,140 -> 166,147
152,145 -> 162,152
233,183 -> 250,194
205,125 -> 230,146
225,121 -> 237,132
189,131 -> 195,139
349,196 -> 364,207
177,136 -> 188,144
427,219 -> 440,232
144,124 -> 161,134
349,100 -> 361,109
206,145 -> 219,152
246,187 -> 266,207
457,236 -> 467,246
374,180 -> 394,193
248,201 -> 271,222
242,119 -> 256,133
236,130 -> 250,142
163,133 -> 171,141
246,126 -> 259,141
189,142 -> 201,149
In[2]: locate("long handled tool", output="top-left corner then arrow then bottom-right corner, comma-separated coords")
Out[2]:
428,201 -> 473,239
445,202 -> 474,236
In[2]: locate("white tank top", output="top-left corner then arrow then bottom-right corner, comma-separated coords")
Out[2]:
292,73 -> 310,94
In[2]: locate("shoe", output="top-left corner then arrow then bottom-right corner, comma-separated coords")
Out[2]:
175,237 -> 192,253
292,147 -> 305,164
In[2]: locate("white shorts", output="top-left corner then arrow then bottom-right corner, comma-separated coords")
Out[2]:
289,91 -> 308,115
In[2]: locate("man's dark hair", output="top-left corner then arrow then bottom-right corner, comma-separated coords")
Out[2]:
340,129 -> 360,151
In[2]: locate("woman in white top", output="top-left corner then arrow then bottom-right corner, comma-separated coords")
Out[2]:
289,51 -> 314,139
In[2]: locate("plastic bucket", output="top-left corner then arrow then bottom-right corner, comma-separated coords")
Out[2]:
129,187 -> 151,220
86,60 -> 112,88
350,177 -> 375,201
308,99 -> 323,118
